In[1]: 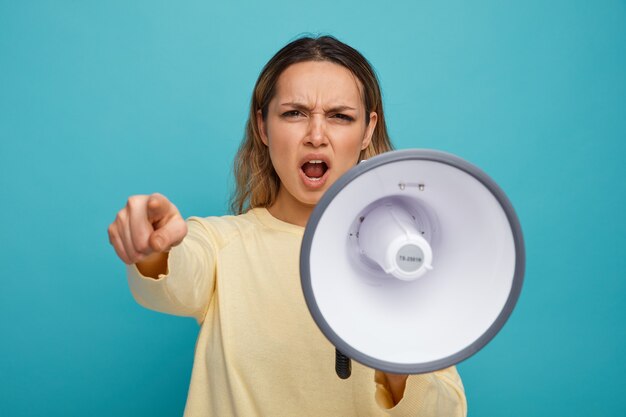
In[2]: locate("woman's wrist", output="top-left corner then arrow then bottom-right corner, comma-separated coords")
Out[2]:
136,251 -> 169,279
383,372 -> 409,405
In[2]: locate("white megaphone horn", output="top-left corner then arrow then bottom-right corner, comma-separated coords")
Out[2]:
300,149 -> 525,378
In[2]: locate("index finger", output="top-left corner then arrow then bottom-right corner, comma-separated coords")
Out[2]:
127,195 -> 155,255
146,193 -> 173,223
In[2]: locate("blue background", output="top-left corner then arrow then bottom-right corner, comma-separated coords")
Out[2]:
1,1 -> 624,416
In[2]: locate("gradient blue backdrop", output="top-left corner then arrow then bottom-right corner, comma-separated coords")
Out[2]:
1,1 -> 624,416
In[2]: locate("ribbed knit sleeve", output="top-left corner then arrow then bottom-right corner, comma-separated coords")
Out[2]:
375,367 -> 467,417
127,217 -> 218,323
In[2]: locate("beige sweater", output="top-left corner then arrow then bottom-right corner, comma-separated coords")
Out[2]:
128,208 -> 467,417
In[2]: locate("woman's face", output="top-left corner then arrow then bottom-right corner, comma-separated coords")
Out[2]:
258,60 -> 377,226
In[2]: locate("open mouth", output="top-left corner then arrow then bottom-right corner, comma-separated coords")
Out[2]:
301,160 -> 328,181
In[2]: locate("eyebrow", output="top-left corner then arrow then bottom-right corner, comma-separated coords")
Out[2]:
279,102 -> 358,113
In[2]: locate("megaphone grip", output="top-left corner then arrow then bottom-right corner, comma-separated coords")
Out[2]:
335,349 -> 352,379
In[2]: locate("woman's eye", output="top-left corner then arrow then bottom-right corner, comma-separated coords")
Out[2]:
332,113 -> 354,122
282,110 -> 303,118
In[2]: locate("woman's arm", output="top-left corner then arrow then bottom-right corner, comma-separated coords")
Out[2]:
109,193 -> 216,321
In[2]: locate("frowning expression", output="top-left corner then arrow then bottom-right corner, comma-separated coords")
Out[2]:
258,60 -> 377,222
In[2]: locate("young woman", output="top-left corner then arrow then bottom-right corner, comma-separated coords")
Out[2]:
108,36 -> 467,416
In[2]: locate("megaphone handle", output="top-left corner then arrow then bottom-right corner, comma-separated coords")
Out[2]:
335,349 -> 352,379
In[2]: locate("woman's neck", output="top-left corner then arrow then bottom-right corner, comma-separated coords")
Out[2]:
267,188 -> 315,227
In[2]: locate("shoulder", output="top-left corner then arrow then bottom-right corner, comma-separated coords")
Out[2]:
185,209 -> 270,248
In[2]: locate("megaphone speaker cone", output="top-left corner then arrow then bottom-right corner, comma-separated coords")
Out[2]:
357,201 -> 434,281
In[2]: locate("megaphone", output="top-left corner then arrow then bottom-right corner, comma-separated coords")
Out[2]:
300,149 -> 524,378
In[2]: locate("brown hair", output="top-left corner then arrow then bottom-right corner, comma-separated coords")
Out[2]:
230,35 -> 393,214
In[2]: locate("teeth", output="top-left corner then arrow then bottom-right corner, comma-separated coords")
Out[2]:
308,160 -> 323,164
305,176 -> 322,181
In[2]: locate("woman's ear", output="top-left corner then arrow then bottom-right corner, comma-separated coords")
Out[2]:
361,112 -> 378,150
257,110 -> 269,146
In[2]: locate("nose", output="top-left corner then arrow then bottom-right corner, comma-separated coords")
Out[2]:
306,114 -> 328,147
